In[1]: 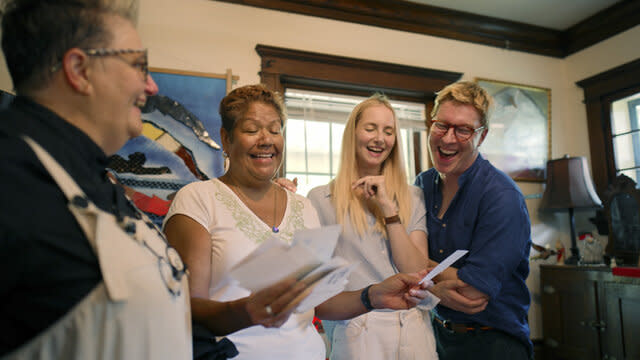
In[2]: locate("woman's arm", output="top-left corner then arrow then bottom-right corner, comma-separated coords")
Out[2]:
315,271 -> 430,320
165,214 -> 308,334
353,176 -> 429,273
386,226 -> 429,273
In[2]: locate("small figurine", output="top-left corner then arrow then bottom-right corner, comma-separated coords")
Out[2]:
578,232 -> 603,264
530,243 -> 557,260
555,240 -> 565,264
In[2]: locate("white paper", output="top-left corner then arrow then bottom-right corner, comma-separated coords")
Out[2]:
229,224 -> 353,312
229,238 -> 320,292
291,224 -> 342,261
419,250 -> 468,285
293,260 -> 358,313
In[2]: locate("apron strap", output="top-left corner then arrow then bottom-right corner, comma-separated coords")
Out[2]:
21,136 -> 99,253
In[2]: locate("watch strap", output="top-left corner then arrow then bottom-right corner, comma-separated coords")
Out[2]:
360,284 -> 374,311
383,214 -> 401,225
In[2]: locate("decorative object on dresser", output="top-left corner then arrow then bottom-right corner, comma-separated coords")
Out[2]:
603,174 -> 640,266
540,156 -> 602,265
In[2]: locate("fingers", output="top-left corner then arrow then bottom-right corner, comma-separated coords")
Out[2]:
247,277 -> 307,328
352,176 -> 386,198
266,281 -> 308,316
273,177 -> 297,193
390,272 -> 422,288
433,280 -> 489,314
408,287 -> 430,300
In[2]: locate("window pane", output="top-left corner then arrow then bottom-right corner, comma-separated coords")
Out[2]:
612,132 -> 640,170
285,119 -> 307,172
400,128 -> 412,180
331,123 -> 345,175
305,121 -> 331,173
611,94 -> 640,135
284,88 -> 426,193
286,172 -> 332,197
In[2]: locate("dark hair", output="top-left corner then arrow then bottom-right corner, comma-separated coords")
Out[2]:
218,84 -> 286,137
1,0 -> 138,94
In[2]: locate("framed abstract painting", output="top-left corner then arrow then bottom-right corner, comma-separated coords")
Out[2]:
476,78 -> 551,182
109,68 -> 237,224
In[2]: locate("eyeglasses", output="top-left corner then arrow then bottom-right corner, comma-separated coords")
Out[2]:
84,48 -> 149,81
429,120 -> 485,142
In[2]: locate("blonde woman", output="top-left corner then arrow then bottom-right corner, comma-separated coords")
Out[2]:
307,94 -> 438,360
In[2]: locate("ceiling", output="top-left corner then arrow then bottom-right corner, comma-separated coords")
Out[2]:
406,0 -> 620,30
216,0 -> 640,58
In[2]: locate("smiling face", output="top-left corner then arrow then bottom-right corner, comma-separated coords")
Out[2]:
222,101 -> 284,185
428,101 -> 487,180
89,15 -> 159,155
355,104 -> 397,177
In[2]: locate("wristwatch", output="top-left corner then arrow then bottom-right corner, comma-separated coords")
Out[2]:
383,214 -> 401,225
360,284 -> 375,311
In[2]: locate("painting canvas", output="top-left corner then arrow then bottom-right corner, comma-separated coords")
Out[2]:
109,68 -> 230,224
476,78 -> 551,182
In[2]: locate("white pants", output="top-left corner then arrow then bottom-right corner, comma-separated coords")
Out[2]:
327,308 -> 438,360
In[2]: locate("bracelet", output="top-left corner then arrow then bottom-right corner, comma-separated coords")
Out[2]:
383,214 -> 401,225
360,284 -> 375,311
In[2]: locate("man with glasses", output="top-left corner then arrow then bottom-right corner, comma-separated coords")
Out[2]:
415,81 -> 532,359
0,1 -> 193,358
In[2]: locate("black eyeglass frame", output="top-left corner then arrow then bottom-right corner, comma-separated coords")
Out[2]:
429,119 -> 486,142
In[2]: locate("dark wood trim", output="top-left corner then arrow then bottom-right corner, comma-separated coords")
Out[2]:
565,0 -> 640,55
576,58 -> 640,195
412,132 -> 422,175
215,0 -> 639,58
256,44 -> 462,102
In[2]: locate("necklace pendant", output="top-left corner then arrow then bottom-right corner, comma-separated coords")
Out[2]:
272,226 -> 279,233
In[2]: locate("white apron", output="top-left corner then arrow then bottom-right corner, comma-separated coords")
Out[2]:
5,137 -> 192,360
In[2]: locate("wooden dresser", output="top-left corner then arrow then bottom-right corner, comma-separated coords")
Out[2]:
540,265 -> 640,360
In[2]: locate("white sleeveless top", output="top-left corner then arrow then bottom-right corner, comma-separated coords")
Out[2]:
5,137 -> 192,360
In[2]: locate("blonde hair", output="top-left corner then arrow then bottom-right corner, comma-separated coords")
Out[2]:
331,94 -> 412,237
432,81 -> 493,127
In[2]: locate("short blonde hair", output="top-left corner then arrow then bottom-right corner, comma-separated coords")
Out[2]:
332,94 -> 412,237
431,81 -> 493,127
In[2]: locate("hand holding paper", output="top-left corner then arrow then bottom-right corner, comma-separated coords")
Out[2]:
229,225 -> 355,313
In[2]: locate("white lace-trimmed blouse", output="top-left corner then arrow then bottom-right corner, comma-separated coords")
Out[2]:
165,178 -> 325,360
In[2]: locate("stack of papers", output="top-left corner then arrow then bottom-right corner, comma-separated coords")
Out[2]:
229,224 -> 357,313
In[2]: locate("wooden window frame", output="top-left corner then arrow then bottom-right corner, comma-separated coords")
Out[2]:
255,44 -> 462,176
577,58 -> 640,195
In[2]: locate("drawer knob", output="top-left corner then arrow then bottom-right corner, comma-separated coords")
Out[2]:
543,285 -> 556,294
544,338 -> 559,348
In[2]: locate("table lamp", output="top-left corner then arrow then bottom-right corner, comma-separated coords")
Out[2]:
540,155 -> 602,265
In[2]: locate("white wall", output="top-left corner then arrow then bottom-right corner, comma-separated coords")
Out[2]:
1,0 -> 639,339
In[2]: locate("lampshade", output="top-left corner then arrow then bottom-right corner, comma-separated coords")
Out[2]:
540,155 -> 602,211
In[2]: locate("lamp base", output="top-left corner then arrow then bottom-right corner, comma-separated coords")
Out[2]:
564,254 -> 580,265
564,244 -> 581,265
